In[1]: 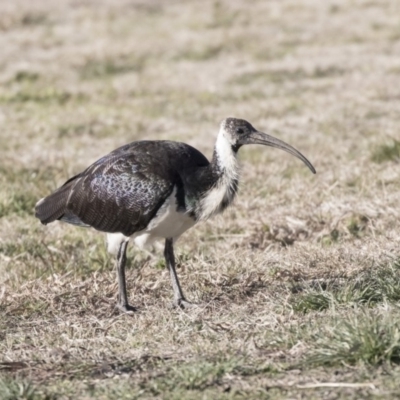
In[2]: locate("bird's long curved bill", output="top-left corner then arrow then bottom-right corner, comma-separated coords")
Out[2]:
245,131 -> 316,174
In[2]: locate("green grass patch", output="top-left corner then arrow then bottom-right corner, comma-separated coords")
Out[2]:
0,377 -> 39,400
0,357 -> 277,399
346,214 -> 369,237
0,166 -> 63,218
79,56 -> 145,79
0,87 -> 81,105
305,311 -> 400,367
12,71 -> 40,83
0,192 -> 37,218
320,228 -> 340,246
231,66 -> 346,85
292,259 -> 400,313
371,140 -> 400,163
0,231 -> 112,282
174,44 -> 223,61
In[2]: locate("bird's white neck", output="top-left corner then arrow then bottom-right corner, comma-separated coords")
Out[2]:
196,129 -> 240,221
214,129 -> 240,175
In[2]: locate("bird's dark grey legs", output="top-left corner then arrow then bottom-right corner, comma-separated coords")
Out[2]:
164,238 -> 193,309
116,240 -> 135,313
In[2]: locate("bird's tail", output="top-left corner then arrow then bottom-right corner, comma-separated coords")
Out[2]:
35,184 -> 72,224
35,174 -> 80,225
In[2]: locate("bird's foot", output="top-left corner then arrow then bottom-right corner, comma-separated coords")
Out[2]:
171,298 -> 197,310
116,303 -> 136,314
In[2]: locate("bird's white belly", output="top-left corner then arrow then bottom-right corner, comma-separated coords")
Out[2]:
107,188 -> 195,253
134,201 -> 195,248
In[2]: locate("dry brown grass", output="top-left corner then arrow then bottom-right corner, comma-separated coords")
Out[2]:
1,0 -> 400,398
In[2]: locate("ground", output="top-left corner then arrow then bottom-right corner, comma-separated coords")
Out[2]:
1,0 -> 400,398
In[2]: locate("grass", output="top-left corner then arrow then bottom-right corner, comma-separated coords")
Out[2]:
371,140 -> 400,163
305,309 -> 400,367
231,66 -> 346,86
292,259 -> 400,313
1,0 -> 400,398
79,56 -> 146,80
0,377 -> 38,400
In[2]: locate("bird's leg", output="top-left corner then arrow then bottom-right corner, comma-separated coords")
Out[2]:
116,239 -> 135,314
164,238 -> 193,309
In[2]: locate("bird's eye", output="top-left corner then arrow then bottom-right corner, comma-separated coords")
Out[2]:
236,128 -> 244,134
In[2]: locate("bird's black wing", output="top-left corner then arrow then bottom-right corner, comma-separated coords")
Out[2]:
64,153 -> 175,236
36,142 -> 181,236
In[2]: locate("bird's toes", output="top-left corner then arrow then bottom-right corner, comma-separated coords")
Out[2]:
116,303 -> 136,314
171,298 -> 197,310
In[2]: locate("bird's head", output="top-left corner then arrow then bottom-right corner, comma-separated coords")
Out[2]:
220,117 -> 316,174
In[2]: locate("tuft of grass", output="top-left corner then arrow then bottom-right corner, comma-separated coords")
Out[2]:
0,87 -> 78,105
305,311 -> 400,367
371,140 -> 400,163
12,71 -> 40,83
231,68 -> 308,85
155,259 -> 166,270
292,259 -> 400,313
346,214 -> 369,237
0,377 -> 38,400
146,359 -> 240,394
79,56 -> 145,79
293,291 -> 334,313
175,44 -> 223,61
231,66 -> 345,85
311,66 -> 346,78
320,228 -> 340,246
20,12 -> 48,27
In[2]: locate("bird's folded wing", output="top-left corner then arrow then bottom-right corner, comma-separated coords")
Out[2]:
65,156 -> 175,236
34,148 -> 175,237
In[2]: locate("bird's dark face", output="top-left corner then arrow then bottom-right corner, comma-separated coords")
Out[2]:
221,117 -> 316,174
